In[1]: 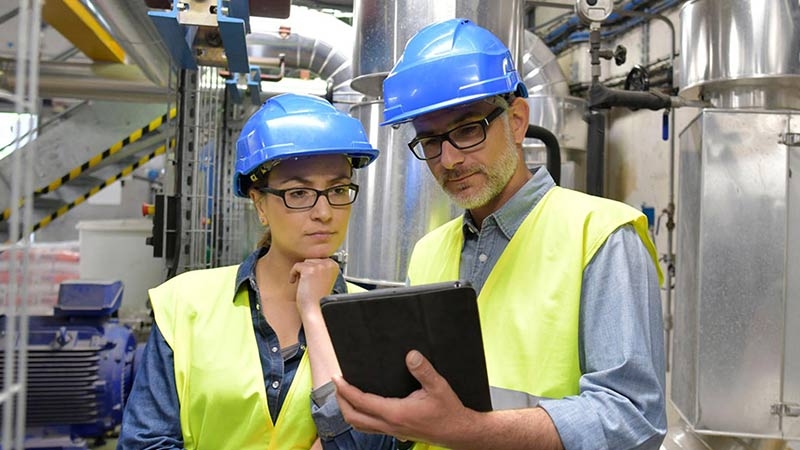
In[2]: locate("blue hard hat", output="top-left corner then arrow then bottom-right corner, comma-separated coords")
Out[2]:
381,18 -> 528,126
234,93 -> 379,197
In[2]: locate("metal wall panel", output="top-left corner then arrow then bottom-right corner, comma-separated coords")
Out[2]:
785,113 -> 800,438
674,110 -> 797,438
698,111 -> 786,435
674,111 -> 703,426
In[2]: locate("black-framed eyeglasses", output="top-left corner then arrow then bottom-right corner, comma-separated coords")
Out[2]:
258,183 -> 359,210
407,107 -> 507,160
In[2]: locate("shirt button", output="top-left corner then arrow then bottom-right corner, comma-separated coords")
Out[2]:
256,303 -> 260,310
271,380 -> 280,389
478,254 -> 488,263
271,346 -> 278,353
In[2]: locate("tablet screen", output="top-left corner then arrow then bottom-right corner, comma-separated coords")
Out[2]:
321,280 -> 492,412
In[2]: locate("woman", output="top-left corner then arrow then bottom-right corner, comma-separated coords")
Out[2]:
118,93 -> 396,450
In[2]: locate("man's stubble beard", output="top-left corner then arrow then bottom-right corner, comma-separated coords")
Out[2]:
440,119 -> 520,210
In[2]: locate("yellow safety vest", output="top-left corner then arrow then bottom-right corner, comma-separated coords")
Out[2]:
406,187 -> 660,450
150,264 -> 364,450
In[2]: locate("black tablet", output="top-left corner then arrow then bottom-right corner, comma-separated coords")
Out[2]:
321,280 -> 492,412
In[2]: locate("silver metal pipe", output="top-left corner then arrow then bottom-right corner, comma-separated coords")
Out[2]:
246,6 -> 356,95
0,60 -> 170,103
87,0 -> 173,87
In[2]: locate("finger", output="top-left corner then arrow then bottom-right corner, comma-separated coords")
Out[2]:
288,267 -> 300,284
406,350 -> 444,388
334,377 -> 391,434
334,376 -> 399,418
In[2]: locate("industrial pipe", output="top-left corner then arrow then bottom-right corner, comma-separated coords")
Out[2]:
526,124 -> 561,185
585,110 -> 605,196
0,60 -> 170,103
247,7 -> 356,98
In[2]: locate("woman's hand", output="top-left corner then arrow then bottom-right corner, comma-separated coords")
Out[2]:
290,258 -> 339,318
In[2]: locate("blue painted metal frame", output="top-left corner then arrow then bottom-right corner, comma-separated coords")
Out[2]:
217,0 -> 251,73
226,78 -> 243,104
247,66 -> 262,105
148,4 -> 198,70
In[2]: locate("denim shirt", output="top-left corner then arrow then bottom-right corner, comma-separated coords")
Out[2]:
117,248 -> 396,450
461,168 -> 667,450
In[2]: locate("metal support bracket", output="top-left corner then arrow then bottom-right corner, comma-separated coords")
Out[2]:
216,0 -> 251,73
148,5 -> 198,70
780,133 -> 800,147
226,78 -> 242,105
771,402 -> 800,417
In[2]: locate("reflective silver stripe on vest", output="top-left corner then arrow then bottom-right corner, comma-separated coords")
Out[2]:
490,386 -> 550,410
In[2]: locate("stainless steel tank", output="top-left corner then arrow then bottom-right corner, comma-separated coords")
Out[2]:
678,0 -> 800,109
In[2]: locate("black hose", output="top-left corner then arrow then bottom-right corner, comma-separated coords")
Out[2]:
589,83 -> 671,111
586,110 -> 606,197
526,124 -> 561,186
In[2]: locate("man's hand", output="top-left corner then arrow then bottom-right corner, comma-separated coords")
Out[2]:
333,350 -> 478,446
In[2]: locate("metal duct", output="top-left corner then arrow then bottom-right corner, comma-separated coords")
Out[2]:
679,0 -> 800,109
520,29 -> 569,97
0,60 -> 170,103
246,6 -> 359,102
87,0 -> 172,87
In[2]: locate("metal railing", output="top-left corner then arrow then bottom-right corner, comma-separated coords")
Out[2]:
1,1 -> 42,449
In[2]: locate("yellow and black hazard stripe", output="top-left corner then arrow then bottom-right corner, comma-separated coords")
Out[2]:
31,138 -> 175,233
2,204 -> 13,222
35,107 -> 176,196
1,108 -> 176,223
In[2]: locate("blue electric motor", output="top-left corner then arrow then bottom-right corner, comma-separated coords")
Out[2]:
0,280 -> 139,449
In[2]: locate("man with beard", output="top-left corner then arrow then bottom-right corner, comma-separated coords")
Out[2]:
333,18 -> 667,450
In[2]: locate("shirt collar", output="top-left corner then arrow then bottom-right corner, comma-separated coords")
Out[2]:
235,247 -> 267,298
462,167 -> 556,239
234,247 -> 348,301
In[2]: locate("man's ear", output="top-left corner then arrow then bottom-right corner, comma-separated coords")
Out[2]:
509,97 -> 530,145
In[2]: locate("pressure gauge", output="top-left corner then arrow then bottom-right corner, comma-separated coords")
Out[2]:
575,0 -> 614,24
